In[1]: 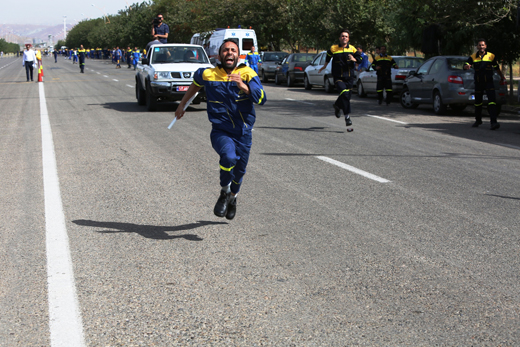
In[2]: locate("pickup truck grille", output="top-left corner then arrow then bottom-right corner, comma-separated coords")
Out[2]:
170,72 -> 192,79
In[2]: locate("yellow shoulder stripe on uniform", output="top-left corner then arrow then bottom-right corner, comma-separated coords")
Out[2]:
330,44 -> 357,54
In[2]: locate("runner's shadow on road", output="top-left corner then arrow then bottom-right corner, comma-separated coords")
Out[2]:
255,126 -> 344,133
72,219 -> 227,241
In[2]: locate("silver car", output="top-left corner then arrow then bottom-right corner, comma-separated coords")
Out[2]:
400,56 -> 508,115
303,51 -> 335,93
356,56 -> 424,98
258,51 -> 288,83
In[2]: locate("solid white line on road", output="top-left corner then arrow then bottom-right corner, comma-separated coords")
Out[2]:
495,143 -> 520,150
39,83 -> 86,347
126,84 -> 133,88
112,79 -> 118,82
285,98 -> 316,106
366,114 -> 408,124
316,156 -> 391,183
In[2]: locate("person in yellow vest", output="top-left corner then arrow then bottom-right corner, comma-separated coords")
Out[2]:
78,45 -> 86,73
374,45 -> 398,105
464,38 -> 505,130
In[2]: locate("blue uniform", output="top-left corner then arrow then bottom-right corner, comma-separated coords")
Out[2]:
193,64 -> 266,194
132,50 -> 140,69
245,52 -> 261,73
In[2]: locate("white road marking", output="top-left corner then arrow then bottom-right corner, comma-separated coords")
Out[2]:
366,114 -> 408,124
103,75 -> 108,78
285,98 -> 316,106
495,143 -> 520,150
112,79 -> 118,82
39,83 -> 86,347
126,84 -> 133,88
96,72 -> 100,74
316,156 -> 391,183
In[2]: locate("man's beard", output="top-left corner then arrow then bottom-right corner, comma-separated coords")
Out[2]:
221,53 -> 238,71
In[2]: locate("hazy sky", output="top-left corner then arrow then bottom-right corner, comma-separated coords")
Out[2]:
2,0 -> 130,26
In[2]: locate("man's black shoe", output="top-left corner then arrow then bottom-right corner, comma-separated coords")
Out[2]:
490,122 -> 500,130
225,197 -> 237,220
472,120 -> 483,127
214,190 -> 230,217
333,104 -> 341,118
345,116 -> 352,126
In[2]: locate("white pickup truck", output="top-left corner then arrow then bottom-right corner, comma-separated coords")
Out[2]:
135,43 -> 213,111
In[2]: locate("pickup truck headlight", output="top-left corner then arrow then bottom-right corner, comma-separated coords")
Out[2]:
154,71 -> 170,80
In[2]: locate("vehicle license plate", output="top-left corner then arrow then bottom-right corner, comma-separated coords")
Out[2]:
177,86 -> 189,92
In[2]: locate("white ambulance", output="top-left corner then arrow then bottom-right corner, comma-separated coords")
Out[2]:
190,28 -> 258,66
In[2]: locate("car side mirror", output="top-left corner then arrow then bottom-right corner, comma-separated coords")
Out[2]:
142,58 -> 149,65
210,57 -> 216,64
408,70 -> 416,76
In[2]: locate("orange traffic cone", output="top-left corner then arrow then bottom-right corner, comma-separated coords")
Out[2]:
38,64 -> 43,82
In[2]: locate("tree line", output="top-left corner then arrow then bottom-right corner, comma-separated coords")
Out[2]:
0,39 -> 20,54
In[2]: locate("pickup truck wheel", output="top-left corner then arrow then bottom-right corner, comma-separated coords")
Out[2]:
433,91 -> 447,115
304,75 -> 312,90
287,74 -> 294,87
136,80 -> 146,105
145,83 -> 157,111
261,70 -> 268,83
324,77 -> 334,93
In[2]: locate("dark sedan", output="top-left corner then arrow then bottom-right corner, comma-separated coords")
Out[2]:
274,53 -> 316,87
400,56 -> 507,115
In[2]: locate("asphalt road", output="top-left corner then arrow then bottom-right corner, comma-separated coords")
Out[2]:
1,54 -> 520,346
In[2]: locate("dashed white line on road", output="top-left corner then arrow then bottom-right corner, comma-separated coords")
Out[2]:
366,114 -> 408,124
39,83 -> 86,347
316,156 -> 391,183
112,79 -> 118,82
103,75 -> 108,78
285,98 -> 316,106
126,84 -> 133,88
96,72 -> 100,74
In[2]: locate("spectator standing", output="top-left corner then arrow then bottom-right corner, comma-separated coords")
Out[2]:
22,44 -> 36,82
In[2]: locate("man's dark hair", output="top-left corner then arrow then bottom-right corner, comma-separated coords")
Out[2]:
339,29 -> 350,37
356,45 -> 363,50
476,38 -> 486,45
219,38 -> 239,54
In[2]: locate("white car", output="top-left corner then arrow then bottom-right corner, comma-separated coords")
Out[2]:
303,51 -> 335,93
135,44 -> 213,111
356,56 -> 424,98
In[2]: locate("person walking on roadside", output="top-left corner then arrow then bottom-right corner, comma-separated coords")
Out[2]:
126,46 -> 133,68
72,48 -> 78,64
318,29 -> 361,127
174,39 -> 266,220
464,38 -> 505,130
115,47 -> 122,68
53,48 -> 58,63
374,45 -> 398,105
356,45 -> 369,72
22,44 -> 36,82
78,45 -> 86,73
246,46 -> 261,73
132,47 -> 140,70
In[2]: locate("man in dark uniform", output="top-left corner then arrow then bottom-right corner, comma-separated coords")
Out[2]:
78,45 -> 86,73
374,45 -> 398,105
319,29 -> 361,127
174,39 -> 266,220
464,38 -> 505,130
152,13 -> 169,44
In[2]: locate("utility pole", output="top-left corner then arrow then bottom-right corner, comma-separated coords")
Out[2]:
63,16 -> 67,39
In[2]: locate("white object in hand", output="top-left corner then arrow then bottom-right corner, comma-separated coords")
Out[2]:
167,92 -> 198,129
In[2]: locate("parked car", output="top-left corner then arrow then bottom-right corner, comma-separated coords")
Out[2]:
135,44 -> 213,111
258,51 -> 288,82
303,51 -> 335,93
274,53 -> 316,87
356,56 -> 424,98
400,55 -> 507,115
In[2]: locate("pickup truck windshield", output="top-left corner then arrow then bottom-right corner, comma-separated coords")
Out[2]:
151,46 -> 209,64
